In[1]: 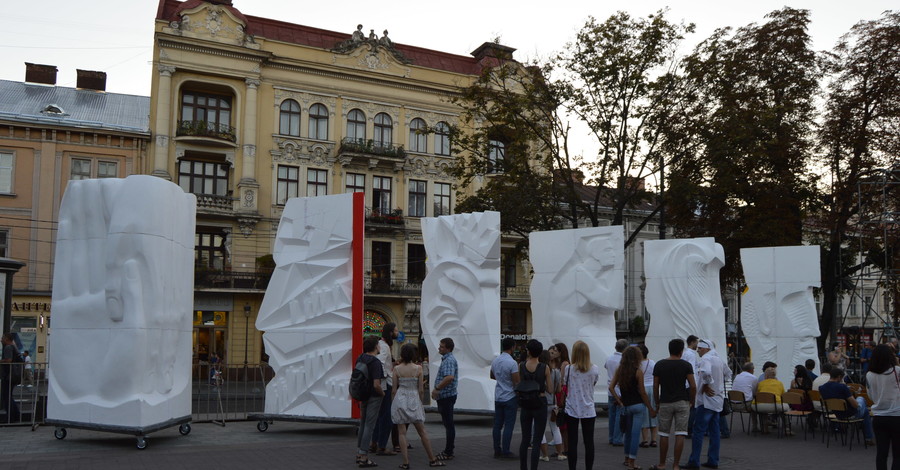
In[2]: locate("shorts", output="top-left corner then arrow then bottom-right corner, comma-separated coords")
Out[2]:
657,400 -> 690,437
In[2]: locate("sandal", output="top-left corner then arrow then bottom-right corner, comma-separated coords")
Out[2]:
429,461 -> 446,467
399,465 -> 410,469
650,440 -> 658,447
639,441 -> 650,448
359,459 -> 379,468
435,452 -> 454,461
377,449 -> 398,456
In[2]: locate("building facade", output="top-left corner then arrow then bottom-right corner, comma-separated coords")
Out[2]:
0,64 -> 150,362
149,0 -> 533,368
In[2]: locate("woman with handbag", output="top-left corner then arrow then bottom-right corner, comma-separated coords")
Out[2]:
564,340 -> 600,470
550,343 -> 571,459
540,350 -> 565,461
866,344 -> 900,470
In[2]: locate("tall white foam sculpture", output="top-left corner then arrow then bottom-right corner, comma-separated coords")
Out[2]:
48,175 -> 196,427
741,246 -> 820,385
645,238 -> 727,365
531,226 -> 624,401
421,211 -> 500,411
256,192 -> 363,418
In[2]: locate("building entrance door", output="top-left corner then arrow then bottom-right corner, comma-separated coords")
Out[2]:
193,325 -> 227,381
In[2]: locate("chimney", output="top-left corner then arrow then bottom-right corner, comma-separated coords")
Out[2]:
25,63 -> 58,85
76,69 -> 107,91
471,42 -> 516,61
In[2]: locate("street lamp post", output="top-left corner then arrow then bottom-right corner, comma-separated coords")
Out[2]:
243,303 -> 251,382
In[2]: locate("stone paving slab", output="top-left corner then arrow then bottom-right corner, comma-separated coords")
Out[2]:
0,415 -> 874,469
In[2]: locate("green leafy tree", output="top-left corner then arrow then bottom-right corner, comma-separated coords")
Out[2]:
448,11 -> 693,247
814,11 -> 900,348
663,8 -> 820,281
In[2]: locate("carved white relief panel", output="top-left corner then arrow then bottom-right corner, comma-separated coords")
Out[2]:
48,175 -> 196,427
530,226 -> 624,401
741,246 -> 821,385
421,211 -> 501,412
256,193 -> 359,418
644,238 -> 727,366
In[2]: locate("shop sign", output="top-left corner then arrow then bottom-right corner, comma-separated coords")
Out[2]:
11,302 -> 51,312
501,334 -> 531,341
193,293 -> 233,312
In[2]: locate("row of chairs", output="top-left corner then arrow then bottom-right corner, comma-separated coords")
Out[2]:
727,388 -> 868,450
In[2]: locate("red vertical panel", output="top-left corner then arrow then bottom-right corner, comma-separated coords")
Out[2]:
350,191 -> 364,418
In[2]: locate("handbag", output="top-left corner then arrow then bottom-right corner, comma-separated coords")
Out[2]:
555,366 -> 570,423
721,395 -> 732,416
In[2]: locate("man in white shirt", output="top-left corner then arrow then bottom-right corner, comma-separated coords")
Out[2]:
684,339 -> 732,470
730,362 -> 758,432
812,363 -> 833,391
682,335 -> 699,434
604,338 -> 628,446
372,323 -> 398,454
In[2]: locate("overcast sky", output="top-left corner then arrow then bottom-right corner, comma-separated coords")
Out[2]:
1,1 -> 894,95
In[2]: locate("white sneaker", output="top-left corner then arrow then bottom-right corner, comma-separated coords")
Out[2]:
557,455 -> 568,461
539,456 -> 550,462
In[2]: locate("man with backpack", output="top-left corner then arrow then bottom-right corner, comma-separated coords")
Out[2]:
354,336 -> 386,468
0,333 -> 21,423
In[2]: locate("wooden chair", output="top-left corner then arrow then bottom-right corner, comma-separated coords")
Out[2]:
781,392 -> 812,440
822,398 -> 866,450
753,392 -> 785,437
727,390 -> 753,434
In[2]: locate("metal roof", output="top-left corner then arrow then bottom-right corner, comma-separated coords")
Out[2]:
0,80 -> 150,135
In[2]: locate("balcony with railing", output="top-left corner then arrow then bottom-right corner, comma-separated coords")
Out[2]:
365,276 -> 423,296
339,138 -> 406,162
365,207 -> 405,229
501,284 -> 530,301
195,269 -> 272,291
176,120 -> 237,146
194,193 -> 235,213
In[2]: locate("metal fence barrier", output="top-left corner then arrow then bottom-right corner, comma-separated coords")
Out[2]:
0,361 -> 273,427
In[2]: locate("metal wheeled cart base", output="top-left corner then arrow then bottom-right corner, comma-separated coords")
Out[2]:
247,413 -> 357,432
46,415 -> 192,449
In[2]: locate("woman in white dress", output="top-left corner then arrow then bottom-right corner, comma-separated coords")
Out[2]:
392,343 -> 445,468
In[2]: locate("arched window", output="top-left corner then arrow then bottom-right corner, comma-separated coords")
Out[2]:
279,99 -> 301,136
488,139 -> 506,173
409,118 -> 427,153
374,113 -> 392,146
347,109 -> 366,141
363,310 -> 388,337
308,103 -> 329,140
435,121 -> 451,156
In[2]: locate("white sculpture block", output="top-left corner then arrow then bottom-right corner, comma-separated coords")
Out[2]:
256,193 -> 362,418
741,246 -> 820,385
421,211 -> 501,412
644,238 -> 727,366
48,175 -> 196,428
530,226 -> 624,401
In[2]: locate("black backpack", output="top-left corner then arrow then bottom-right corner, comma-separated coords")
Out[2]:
515,362 -> 546,410
349,357 -> 372,401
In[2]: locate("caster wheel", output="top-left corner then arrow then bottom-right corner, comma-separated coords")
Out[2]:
136,437 -> 148,450
179,423 -> 191,435
54,428 -> 67,440
257,420 -> 268,432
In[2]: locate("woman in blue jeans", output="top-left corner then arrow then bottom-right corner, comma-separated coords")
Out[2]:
609,346 -> 656,470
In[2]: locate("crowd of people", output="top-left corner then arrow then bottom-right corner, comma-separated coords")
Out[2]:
353,326 -> 900,470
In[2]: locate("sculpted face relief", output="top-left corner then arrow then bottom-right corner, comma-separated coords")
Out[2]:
530,226 -> 624,400
741,246 -> 821,385
256,193 -> 359,418
644,238 -> 727,366
421,211 -> 501,411
48,175 -> 195,427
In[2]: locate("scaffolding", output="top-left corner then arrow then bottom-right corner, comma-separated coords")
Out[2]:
836,164 -> 900,348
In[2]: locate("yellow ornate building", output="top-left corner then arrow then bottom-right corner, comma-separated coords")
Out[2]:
149,0 -> 531,367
